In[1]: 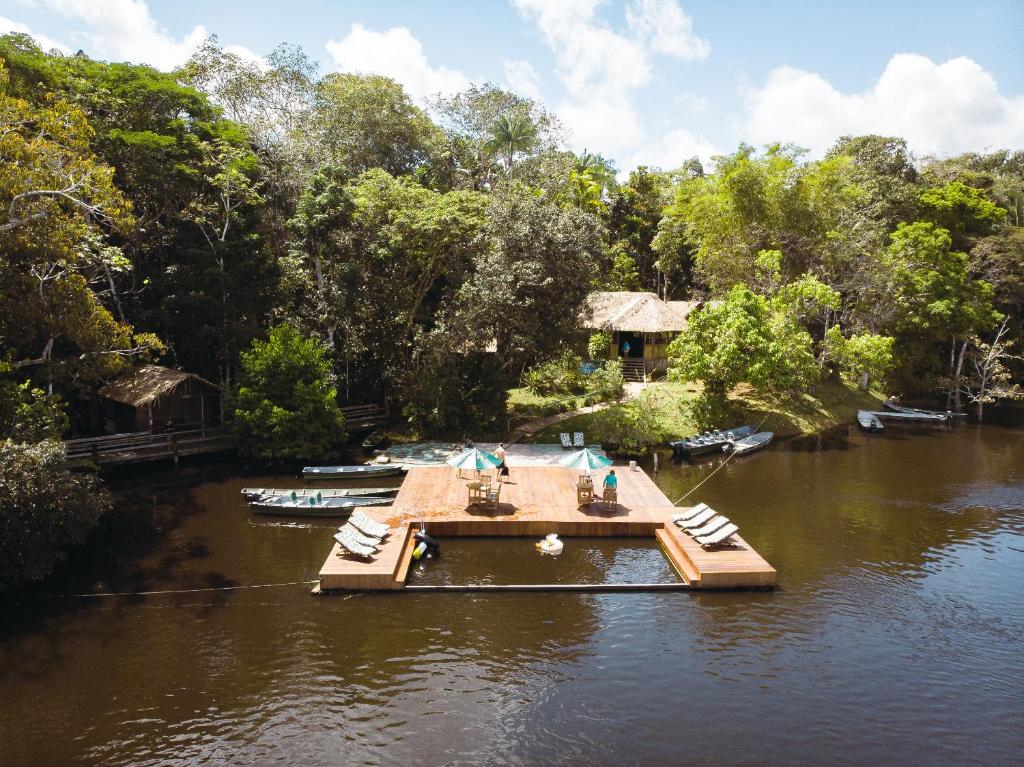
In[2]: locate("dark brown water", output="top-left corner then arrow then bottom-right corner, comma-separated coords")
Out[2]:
2,421 -> 1023,766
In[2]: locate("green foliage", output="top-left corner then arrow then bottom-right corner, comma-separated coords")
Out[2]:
920,181 -> 1006,244
588,359 -> 626,402
668,285 -> 818,395
606,246 -> 641,290
0,439 -> 111,590
0,380 -> 69,443
826,327 -> 895,388
587,331 -> 612,361
884,221 -> 998,337
523,349 -> 586,397
592,390 -> 665,457
233,324 -> 346,463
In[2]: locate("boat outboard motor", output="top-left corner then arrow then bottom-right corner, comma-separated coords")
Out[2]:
412,531 -> 441,560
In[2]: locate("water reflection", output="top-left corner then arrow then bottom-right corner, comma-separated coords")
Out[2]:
0,423 -> 1022,765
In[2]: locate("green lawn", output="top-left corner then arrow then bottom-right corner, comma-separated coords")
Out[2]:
524,379 -> 884,444
507,387 -> 588,422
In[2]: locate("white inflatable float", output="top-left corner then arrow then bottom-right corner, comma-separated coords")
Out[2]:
536,533 -> 564,555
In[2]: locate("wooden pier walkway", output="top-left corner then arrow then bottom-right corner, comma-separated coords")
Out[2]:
64,427 -> 236,466
318,465 -> 776,592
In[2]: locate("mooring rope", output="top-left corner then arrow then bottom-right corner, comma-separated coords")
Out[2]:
671,413 -> 772,506
32,579 -> 319,599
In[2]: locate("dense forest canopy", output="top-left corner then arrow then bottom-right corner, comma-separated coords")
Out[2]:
1,32 -> 1022,441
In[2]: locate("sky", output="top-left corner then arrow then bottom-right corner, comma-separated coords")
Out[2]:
2,0 -> 1023,173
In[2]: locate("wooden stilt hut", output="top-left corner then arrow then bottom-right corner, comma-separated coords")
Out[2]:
97,364 -> 223,433
580,292 -> 713,381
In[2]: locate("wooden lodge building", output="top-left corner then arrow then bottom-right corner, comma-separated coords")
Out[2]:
95,364 -> 223,434
580,291 -> 712,380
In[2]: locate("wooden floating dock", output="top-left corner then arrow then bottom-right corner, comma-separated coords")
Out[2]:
317,465 -> 776,593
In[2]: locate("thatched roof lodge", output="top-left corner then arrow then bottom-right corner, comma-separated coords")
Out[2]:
97,364 -> 223,433
580,291 -> 715,378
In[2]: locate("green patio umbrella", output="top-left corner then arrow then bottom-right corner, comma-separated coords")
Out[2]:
557,447 -> 613,471
447,447 -> 501,472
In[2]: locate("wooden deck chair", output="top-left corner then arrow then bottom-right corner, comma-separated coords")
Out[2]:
675,508 -> 717,530
560,432 -> 572,449
333,530 -> 375,559
696,523 -> 739,549
686,515 -> 731,539
349,510 -> 391,538
573,432 -> 584,448
485,482 -> 501,511
671,503 -> 710,523
337,523 -> 381,548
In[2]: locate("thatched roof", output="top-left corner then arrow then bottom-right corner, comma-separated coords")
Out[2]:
581,292 -> 709,333
98,365 -> 220,408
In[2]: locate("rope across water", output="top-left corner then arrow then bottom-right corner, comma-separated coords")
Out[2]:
671,414 -> 771,506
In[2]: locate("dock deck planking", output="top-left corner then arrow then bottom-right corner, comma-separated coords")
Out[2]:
317,465 -> 776,591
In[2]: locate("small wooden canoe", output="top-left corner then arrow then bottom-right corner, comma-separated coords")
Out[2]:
302,465 -> 404,479
250,495 -> 394,515
361,429 -> 389,449
883,399 -> 959,418
730,431 -> 774,455
857,411 -> 884,431
241,487 -> 399,501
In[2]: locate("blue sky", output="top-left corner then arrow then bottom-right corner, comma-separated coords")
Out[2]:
3,0 -> 1023,172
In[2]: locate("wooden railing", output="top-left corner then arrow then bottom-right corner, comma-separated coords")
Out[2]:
340,404 -> 386,430
64,426 -> 237,466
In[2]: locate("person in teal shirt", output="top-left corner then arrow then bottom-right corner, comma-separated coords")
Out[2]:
603,470 -> 617,491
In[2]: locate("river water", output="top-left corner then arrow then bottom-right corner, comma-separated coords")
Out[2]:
1,418 -> 1022,766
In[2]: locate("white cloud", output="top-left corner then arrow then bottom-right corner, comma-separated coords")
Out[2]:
627,127 -> 717,170
0,15 -> 69,53
325,24 -> 469,102
511,0 -> 715,171
31,0 -> 260,70
626,0 -> 710,60
503,59 -> 542,101
743,53 -> 1024,157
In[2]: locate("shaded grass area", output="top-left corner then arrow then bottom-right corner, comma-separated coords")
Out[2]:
525,380 -> 885,443
507,387 -> 589,423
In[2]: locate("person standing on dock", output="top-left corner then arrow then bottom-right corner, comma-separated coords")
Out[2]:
495,443 -> 510,483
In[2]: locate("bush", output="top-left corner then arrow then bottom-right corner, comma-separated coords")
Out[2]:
523,349 -> 586,397
0,439 -> 111,590
587,331 -> 612,361
588,359 -> 625,402
590,393 -> 665,457
234,324 -> 347,463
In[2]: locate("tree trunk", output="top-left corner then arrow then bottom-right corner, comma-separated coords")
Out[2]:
976,399 -> 984,422
953,338 -> 968,411
858,371 -> 869,391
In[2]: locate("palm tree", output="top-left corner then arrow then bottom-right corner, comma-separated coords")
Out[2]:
486,114 -> 537,170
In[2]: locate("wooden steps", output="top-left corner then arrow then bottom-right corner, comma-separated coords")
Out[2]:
655,527 -> 700,585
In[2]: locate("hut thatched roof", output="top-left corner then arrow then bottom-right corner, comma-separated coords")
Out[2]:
98,365 -> 220,408
581,292 -> 710,333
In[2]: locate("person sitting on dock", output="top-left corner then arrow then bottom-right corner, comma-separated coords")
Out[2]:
601,469 -> 618,507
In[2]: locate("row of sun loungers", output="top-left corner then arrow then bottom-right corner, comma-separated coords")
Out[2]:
333,511 -> 394,559
671,503 -> 740,549
559,432 -> 585,449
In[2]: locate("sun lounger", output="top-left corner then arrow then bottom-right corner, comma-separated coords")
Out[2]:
337,523 -> 382,548
696,523 -> 739,549
573,432 -> 584,448
349,510 -> 391,538
686,515 -> 731,539
671,503 -> 710,522
674,508 -> 717,530
333,530 -> 375,559
560,432 -> 572,449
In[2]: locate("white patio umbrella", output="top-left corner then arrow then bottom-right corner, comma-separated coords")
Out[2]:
447,447 -> 501,477
557,447 -> 613,473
